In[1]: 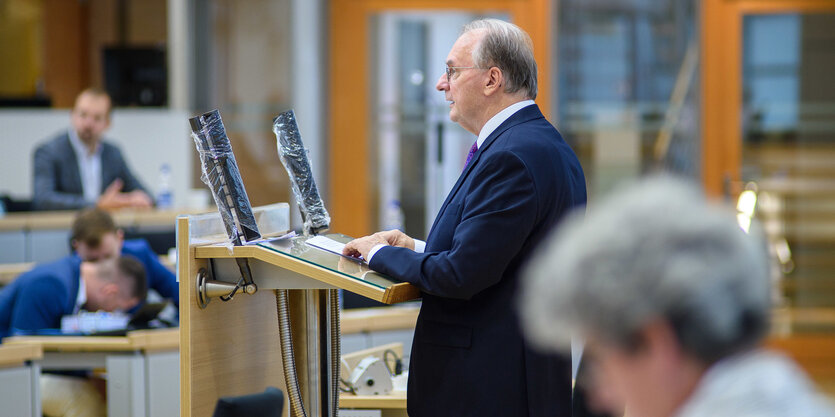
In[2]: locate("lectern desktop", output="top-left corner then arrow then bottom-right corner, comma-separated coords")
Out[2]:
178,205 -> 420,417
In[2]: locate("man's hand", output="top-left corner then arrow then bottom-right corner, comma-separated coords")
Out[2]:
126,190 -> 153,209
376,229 -> 415,250
343,234 -> 389,260
97,179 -> 126,209
97,180 -> 153,209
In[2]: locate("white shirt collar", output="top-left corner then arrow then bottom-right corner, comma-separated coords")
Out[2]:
67,128 -> 101,157
75,274 -> 87,313
476,100 -> 535,149
68,129 -> 103,203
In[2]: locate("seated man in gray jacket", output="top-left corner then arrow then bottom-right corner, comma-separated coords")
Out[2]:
33,88 -> 153,211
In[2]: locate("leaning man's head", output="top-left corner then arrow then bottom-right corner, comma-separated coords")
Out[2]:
71,208 -> 124,262
82,256 -> 147,312
520,176 -> 771,417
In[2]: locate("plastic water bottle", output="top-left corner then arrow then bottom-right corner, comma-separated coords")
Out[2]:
156,163 -> 173,209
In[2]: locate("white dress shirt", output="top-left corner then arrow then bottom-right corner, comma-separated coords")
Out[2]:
674,350 -> 835,417
75,276 -> 87,314
366,100 -> 535,262
68,129 -> 103,204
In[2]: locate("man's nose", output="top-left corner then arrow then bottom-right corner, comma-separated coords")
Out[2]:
435,73 -> 448,91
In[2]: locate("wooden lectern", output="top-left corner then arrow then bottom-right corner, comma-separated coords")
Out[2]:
178,204 -> 419,417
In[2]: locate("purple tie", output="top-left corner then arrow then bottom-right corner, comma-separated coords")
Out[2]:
464,141 -> 478,170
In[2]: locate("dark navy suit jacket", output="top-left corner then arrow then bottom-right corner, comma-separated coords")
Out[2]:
0,239 -> 175,341
122,239 -> 179,307
370,104 -> 586,417
0,256 -> 82,340
32,132 -> 149,210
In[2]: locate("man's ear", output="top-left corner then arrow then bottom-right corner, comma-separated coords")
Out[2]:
483,67 -> 504,96
116,229 -> 125,244
71,239 -> 79,251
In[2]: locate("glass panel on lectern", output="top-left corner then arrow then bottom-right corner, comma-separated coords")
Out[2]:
258,234 -> 405,290
185,203 -> 290,245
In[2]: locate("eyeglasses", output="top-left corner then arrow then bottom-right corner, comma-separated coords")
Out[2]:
445,66 -> 486,83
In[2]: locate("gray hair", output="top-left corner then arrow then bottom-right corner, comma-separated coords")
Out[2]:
462,19 -> 538,99
519,176 -> 772,364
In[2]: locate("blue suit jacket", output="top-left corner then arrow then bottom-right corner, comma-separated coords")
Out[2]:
122,239 -> 179,307
0,256 -> 82,340
32,132 -> 149,210
370,105 -> 586,417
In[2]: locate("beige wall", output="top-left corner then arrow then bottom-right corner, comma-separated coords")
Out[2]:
0,0 -> 42,96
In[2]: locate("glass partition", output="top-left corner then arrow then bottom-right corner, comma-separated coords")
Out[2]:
742,13 -> 835,312
258,234 -> 404,290
556,0 -> 699,196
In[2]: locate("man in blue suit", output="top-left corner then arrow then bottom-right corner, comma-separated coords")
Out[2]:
344,19 -> 586,417
33,88 -> 153,211
0,256 -> 146,416
70,208 -> 179,307
0,256 -> 147,339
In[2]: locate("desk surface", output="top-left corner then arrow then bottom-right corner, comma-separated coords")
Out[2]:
341,305 -> 419,335
0,343 -> 43,368
2,328 -> 178,352
0,209 -> 205,231
340,391 -> 407,409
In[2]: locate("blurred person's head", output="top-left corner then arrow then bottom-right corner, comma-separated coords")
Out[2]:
71,208 -> 124,262
520,176 -> 771,417
81,256 -> 147,312
435,19 -> 538,135
71,88 -> 112,147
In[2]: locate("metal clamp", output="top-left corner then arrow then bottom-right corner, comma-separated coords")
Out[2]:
196,267 -> 257,309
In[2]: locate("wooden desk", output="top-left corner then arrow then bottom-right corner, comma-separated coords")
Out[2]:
0,344 -> 43,417
0,208 -> 203,264
0,209 -> 200,232
341,306 -> 420,335
3,328 -> 179,417
340,392 -> 407,417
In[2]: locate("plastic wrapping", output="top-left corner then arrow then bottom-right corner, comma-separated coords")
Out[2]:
272,109 -> 331,235
190,109 -> 261,245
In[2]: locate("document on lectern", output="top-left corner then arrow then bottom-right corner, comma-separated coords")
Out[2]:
306,235 -> 366,263
306,235 -> 347,255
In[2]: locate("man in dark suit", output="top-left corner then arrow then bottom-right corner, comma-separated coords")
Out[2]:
344,19 -> 586,417
32,88 -> 153,210
70,208 -> 179,307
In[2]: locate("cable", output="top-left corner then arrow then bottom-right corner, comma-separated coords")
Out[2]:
276,290 -> 308,417
339,377 -> 356,394
328,289 -> 341,414
383,349 -> 403,375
